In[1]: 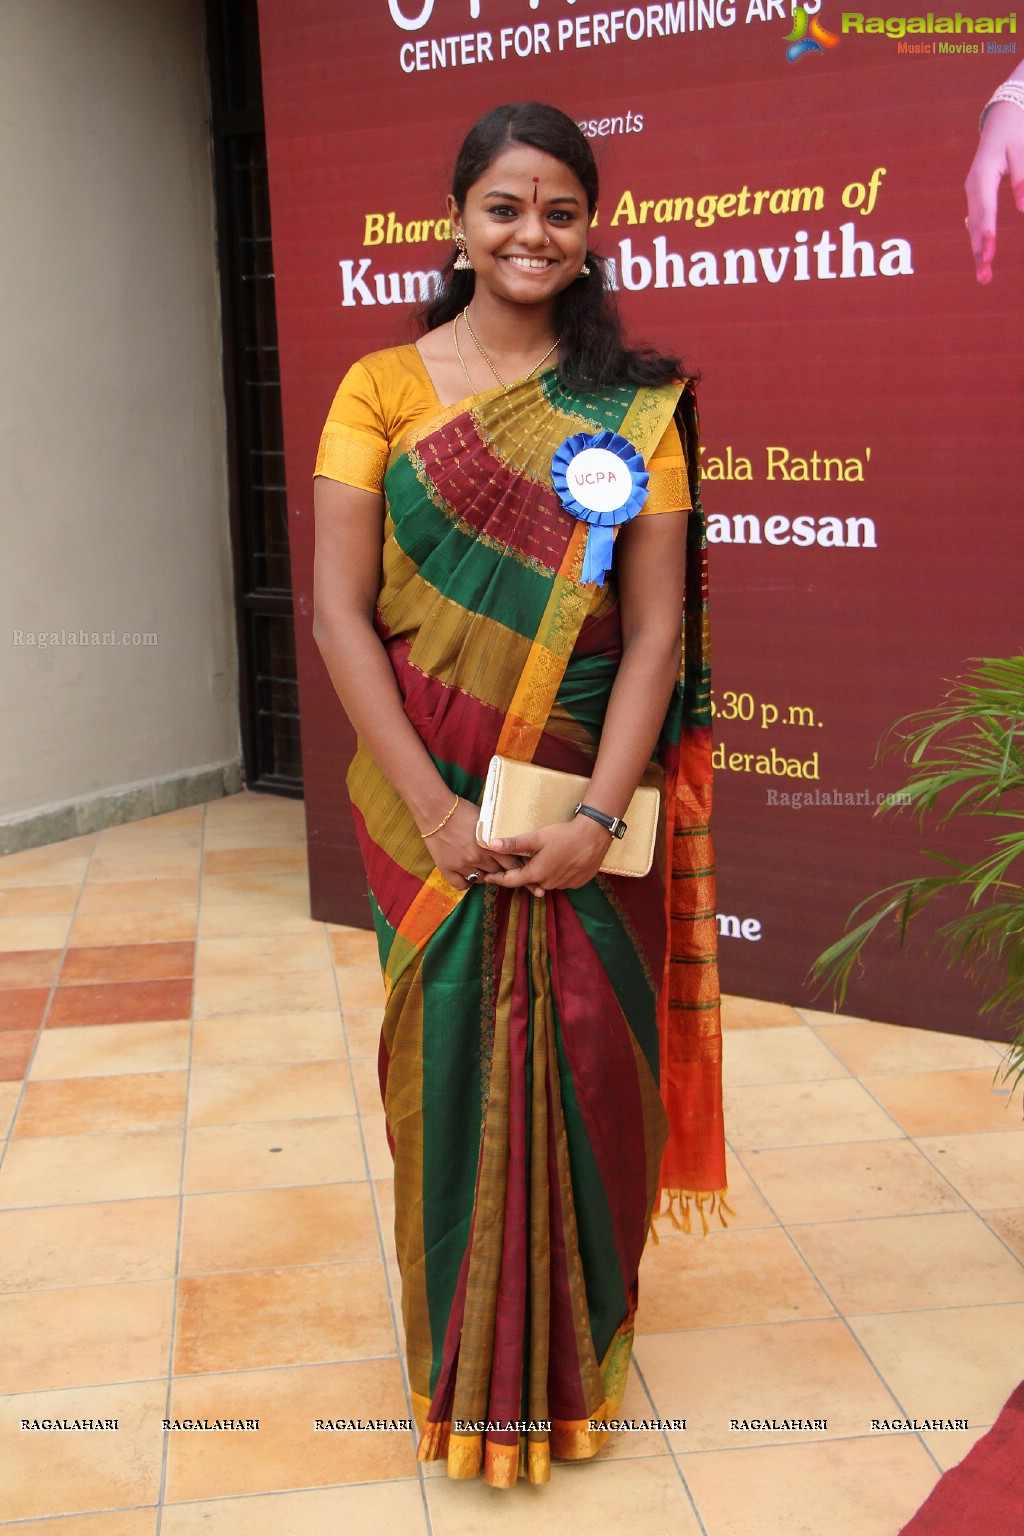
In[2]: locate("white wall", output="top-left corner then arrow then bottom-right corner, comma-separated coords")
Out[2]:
0,0 -> 238,820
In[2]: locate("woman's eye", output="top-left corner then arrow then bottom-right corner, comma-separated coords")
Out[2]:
487,205 -> 518,218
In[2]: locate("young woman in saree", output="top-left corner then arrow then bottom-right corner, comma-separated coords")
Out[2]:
312,102 -> 728,1489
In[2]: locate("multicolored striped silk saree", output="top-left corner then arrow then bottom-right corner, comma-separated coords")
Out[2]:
345,367 -> 727,1487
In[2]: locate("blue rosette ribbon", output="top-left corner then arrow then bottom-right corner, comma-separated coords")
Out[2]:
551,429 -> 649,585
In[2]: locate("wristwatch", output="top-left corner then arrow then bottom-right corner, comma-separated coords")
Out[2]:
573,802 -> 628,839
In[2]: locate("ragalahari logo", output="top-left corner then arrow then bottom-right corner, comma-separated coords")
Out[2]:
786,6 -> 841,61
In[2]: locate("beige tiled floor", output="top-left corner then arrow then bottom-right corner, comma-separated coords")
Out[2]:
1,790 -> 1021,1535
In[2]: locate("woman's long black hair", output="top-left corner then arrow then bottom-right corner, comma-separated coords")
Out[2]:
417,103 -> 689,391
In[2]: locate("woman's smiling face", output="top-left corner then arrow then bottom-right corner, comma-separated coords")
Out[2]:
448,142 -> 591,308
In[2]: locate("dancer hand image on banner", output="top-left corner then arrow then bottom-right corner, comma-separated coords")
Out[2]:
966,61 -> 1024,283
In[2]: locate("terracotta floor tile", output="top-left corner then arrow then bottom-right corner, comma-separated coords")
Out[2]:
193,968 -> 337,1018
96,824 -> 200,853
59,940 -> 194,984
13,1070 -> 187,1139
724,1078 -> 899,1149
180,1182 -> 379,1274
350,1052 -> 385,1116
0,949 -> 62,987
863,1068 -> 1017,1137
364,1114 -> 395,1181
812,1017 -> 1005,1076
184,1115 -> 365,1192
679,1436 -> 938,1536
76,878 -> 199,914
187,1060 -> 354,1125
848,1301 -> 1024,1429
721,994 -> 805,1030
916,1130 -> 1024,1210
329,926 -> 381,967
722,1024 -> 850,1085
343,1005 -> 385,1057
375,1176 -> 396,1243
0,884 -> 80,916
86,851 -> 201,884
30,1020 -> 190,1080
636,1227 -> 833,1332
0,988 -> 49,1031
0,1029 -> 37,1081
191,1010 -> 343,1067
0,1278 -> 174,1392
0,1128 -> 182,1207
201,810 -> 306,850
163,1358 -> 414,1500
195,932 -> 331,977
739,1139 -> 965,1225
791,1212 -> 1024,1314
919,1419 -> 993,1471
0,1080 -> 21,1136
0,915 -> 72,950
198,903 -> 317,938
199,872 -> 310,908
335,964 -> 386,1009
161,1484 -> 426,1536
199,821 -> 307,853
69,908 -> 198,946
175,1260 -> 395,1374
424,1453 -> 699,1534
0,1379 -> 166,1522
0,850 -> 91,888
635,1317 -> 901,1450
988,1206 -> 1024,1259
0,1196 -> 179,1291
0,1513 -> 157,1536
202,846 -> 307,875
47,977 -> 192,1028
795,1004 -> 873,1029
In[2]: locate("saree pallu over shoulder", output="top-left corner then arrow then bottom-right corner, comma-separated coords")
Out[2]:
344,366 -> 727,1485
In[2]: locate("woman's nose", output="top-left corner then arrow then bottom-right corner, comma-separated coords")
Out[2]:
519,214 -> 549,248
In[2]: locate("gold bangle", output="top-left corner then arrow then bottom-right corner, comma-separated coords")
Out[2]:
422,794 -> 460,839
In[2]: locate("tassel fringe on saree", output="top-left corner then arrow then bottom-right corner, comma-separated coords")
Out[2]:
341,367 -> 727,1486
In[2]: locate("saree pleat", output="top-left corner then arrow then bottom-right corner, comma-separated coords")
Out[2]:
347,369 -> 726,1485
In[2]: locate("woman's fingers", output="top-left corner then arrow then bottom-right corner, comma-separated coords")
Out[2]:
483,862 -> 535,888
1008,137 -> 1024,212
966,166 -> 999,280
486,832 -> 541,858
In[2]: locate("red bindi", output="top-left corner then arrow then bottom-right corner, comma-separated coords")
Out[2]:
532,178 -> 539,203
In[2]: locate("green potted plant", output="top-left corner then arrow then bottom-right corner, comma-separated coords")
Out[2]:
810,655 -> 1024,1100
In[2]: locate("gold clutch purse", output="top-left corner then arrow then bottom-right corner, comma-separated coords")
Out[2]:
476,755 -> 660,879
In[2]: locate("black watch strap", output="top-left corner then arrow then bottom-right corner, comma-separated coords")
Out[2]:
573,802 -> 628,840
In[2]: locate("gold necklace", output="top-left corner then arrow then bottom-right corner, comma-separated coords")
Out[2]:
462,307 -> 560,393
452,313 -> 476,392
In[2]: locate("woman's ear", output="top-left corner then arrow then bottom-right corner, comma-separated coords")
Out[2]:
446,193 -> 461,233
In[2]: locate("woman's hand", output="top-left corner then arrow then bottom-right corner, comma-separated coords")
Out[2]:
480,815 -> 612,899
965,100 -> 1024,283
423,799 -> 521,891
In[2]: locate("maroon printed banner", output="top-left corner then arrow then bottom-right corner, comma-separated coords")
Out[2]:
258,0 -> 1023,1037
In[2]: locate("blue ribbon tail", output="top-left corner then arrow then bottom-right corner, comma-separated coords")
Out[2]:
580,526 -> 615,585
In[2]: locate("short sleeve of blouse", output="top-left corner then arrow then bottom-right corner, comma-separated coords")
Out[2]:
314,360 -> 390,494
643,414 -> 692,516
